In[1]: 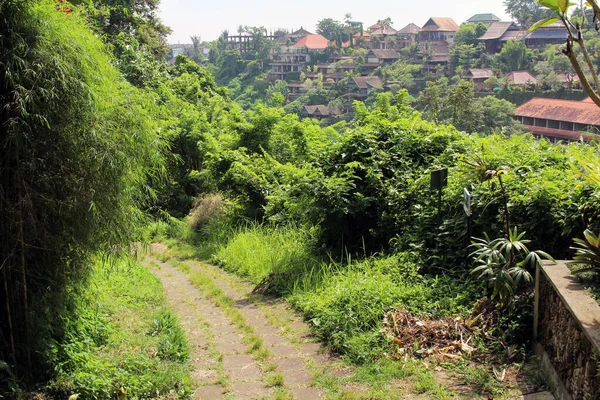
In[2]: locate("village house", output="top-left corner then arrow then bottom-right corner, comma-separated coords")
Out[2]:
478,22 -> 526,53
363,49 -> 400,73
466,13 -> 501,26
349,76 -> 383,100
301,105 -> 331,119
269,34 -> 329,80
478,21 -> 566,53
465,68 -> 494,91
286,81 -> 307,98
278,27 -> 313,45
524,22 -> 567,49
397,23 -> 420,49
367,22 -> 398,49
418,17 -> 459,56
503,70 -> 538,86
515,97 -> 600,142
269,46 -> 310,80
367,49 -> 400,65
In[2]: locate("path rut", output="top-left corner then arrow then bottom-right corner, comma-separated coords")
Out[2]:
145,244 -> 350,399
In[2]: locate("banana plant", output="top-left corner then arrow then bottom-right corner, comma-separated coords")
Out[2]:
470,227 -> 555,303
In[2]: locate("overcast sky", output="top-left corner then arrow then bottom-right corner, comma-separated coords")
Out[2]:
158,0 -> 511,44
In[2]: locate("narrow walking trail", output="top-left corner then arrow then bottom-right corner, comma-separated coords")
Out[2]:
144,244 -> 555,400
144,244 -> 355,400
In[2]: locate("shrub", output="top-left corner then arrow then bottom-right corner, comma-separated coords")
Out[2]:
188,194 -> 226,231
0,1 -> 163,381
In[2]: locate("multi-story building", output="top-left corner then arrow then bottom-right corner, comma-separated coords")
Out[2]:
269,34 -> 329,80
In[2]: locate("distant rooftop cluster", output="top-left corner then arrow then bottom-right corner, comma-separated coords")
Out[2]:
168,12 -> 593,142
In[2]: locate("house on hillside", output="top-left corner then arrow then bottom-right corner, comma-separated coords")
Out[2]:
397,23 -> 420,48
363,49 -> 399,73
367,23 -> 398,49
349,76 -> 383,99
279,27 -> 313,45
466,13 -> 501,25
301,105 -> 331,119
294,34 -> 329,51
503,71 -> 538,86
367,49 -> 400,65
525,22 -> 567,49
478,22 -> 527,53
419,17 -> 459,54
269,34 -> 329,80
466,68 -> 494,90
269,46 -> 310,80
515,97 -> 600,142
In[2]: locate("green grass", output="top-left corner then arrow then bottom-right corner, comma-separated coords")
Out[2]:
45,258 -> 192,399
210,223 -> 321,292
165,258 -> 292,397
149,218 -> 529,398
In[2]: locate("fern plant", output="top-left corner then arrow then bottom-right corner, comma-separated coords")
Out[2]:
470,227 -> 555,303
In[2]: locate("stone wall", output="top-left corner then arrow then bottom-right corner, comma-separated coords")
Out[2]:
535,262 -> 600,400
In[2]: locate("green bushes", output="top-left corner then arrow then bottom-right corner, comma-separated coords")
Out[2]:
290,255 -> 479,363
0,0 -> 163,382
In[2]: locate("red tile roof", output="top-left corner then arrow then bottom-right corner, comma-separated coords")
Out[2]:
516,98 -> 600,126
294,34 -> 329,49
420,17 -> 459,32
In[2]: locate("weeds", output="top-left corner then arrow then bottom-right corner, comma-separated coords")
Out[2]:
45,259 -> 191,398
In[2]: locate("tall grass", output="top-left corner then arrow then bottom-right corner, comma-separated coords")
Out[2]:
45,258 -> 191,398
212,223 -> 321,294
191,219 -> 482,363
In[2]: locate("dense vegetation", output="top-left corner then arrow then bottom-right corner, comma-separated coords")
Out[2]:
3,0 -> 600,397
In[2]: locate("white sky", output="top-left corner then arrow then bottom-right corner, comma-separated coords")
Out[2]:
159,0 -> 511,44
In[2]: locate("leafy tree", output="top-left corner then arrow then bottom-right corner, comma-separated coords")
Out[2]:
86,0 -> 172,58
504,0 -> 555,29
531,0 -> 600,106
449,43 -> 487,75
448,80 -> 479,132
417,78 -> 449,122
316,18 -> 345,41
191,35 -> 203,63
454,23 -> 488,46
477,96 -> 521,133
494,40 -> 534,73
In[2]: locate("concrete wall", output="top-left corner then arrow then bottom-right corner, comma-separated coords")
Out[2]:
534,262 -> 600,400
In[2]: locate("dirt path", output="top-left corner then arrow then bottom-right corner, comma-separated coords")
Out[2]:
144,244 -> 356,399
144,244 -> 555,400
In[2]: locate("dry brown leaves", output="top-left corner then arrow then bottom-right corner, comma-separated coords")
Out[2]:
382,299 -> 499,360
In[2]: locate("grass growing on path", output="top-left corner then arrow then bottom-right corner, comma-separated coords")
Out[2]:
149,220 -> 547,399
45,258 -> 192,399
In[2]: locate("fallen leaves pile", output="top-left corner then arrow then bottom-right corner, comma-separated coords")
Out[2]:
382,299 -> 499,359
